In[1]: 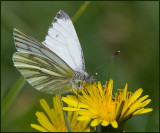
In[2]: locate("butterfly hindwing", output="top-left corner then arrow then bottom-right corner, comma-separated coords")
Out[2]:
13,52 -> 73,94
13,28 -> 73,72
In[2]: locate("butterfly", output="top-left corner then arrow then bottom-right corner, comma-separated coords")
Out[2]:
13,10 -> 94,94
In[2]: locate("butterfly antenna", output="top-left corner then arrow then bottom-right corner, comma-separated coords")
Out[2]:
91,51 -> 120,76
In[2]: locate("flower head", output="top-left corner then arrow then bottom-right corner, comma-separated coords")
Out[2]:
62,79 -> 153,129
31,94 -> 90,132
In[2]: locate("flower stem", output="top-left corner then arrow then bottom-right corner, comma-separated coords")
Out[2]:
59,92 -> 73,132
96,124 -> 102,132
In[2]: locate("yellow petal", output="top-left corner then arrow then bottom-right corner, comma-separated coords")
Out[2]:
62,97 -> 78,107
54,95 -> 62,111
139,108 -> 153,114
63,107 -> 80,111
130,95 -> 149,109
53,95 -> 64,122
116,101 -> 125,119
77,110 -> 90,115
108,79 -> 113,95
111,120 -> 118,128
30,124 -> 49,132
108,79 -> 113,89
136,95 -> 149,103
141,99 -> 151,107
101,120 -> 109,126
77,116 -> 91,121
129,88 -> 143,103
133,108 -> 153,116
90,119 -> 102,127
132,108 -> 144,116
83,127 -> 90,132
36,111 -> 55,131
123,96 -> 151,118
67,110 -> 73,123
98,81 -> 103,97
123,83 -> 128,100
40,99 -> 55,124
81,89 -> 89,99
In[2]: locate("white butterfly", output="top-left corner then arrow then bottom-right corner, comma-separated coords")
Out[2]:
13,10 -> 94,94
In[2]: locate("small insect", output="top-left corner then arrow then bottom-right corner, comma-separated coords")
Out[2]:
13,10 -> 94,94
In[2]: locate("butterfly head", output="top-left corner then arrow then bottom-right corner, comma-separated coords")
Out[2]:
72,70 -> 94,91
84,74 -> 94,85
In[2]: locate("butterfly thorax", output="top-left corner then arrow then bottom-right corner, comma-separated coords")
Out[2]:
71,70 -> 94,91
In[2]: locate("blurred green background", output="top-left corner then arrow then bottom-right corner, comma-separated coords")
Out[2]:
1,1 -> 159,132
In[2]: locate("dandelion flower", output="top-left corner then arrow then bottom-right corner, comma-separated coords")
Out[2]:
31,94 -> 90,132
62,79 -> 153,129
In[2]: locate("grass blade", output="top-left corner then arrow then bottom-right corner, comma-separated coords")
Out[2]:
72,1 -> 91,23
1,76 -> 26,117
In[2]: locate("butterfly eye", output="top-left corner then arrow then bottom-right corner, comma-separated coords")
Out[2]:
78,81 -> 81,87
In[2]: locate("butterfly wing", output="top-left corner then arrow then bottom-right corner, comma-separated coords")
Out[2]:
13,28 -> 73,72
13,29 -> 74,94
13,52 -> 73,94
43,10 -> 85,71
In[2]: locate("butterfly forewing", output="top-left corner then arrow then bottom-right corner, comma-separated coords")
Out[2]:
13,52 -> 73,94
43,10 -> 85,71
